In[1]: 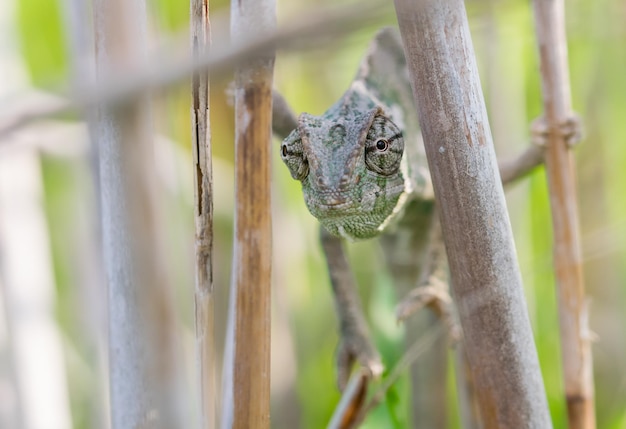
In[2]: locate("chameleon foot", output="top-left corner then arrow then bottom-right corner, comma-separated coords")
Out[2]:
396,280 -> 461,344
531,114 -> 582,148
336,330 -> 383,391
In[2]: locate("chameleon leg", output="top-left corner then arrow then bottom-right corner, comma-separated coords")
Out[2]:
395,219 -> 459,343
319,225 -> 383,390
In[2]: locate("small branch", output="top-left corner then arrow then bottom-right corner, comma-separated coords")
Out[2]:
499,145 -> 544,185
532,1 -> 595,428
327,369 -> 370,429
350,324 -> 444,428
0,0 -> 386,137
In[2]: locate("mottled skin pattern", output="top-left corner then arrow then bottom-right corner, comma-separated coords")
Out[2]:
280,28 -> 432,240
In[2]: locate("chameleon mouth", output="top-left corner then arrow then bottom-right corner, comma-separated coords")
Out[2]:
305,180 -> 407,221
315,202 -> 357,218
304,193 -> 355,215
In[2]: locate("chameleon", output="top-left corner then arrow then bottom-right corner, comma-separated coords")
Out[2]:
280,28 -> 431,241
277,27 -> 444,391
275,27 -> 545,399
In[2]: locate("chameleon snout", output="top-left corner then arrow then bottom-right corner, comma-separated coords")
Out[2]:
304,191 -> 354,216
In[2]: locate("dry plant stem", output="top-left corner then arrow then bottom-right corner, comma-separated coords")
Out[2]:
327,370 -> 370,429
394,0 -> 552,426
0,1 -> 386,137
500,145 -> 543,186
223,1 -> 275,428
352,324 -> 445,428
191,0 -> 216,428
532,1 -> 596,428
92,0 -> 185,427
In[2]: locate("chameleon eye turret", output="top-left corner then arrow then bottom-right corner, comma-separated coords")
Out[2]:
364,115 -> 404,176
280,129 -> 309,181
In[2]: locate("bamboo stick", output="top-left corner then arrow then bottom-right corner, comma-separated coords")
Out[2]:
222,1 -> 275,428
190,1 -> 217,428
393,0 -> 552,426
531,1 -> 596,428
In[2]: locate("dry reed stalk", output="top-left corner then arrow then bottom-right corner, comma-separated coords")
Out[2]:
394,0 -> 552,426
532,1 -> 596,427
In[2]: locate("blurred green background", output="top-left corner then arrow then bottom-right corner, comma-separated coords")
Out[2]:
6,0 -> 626,427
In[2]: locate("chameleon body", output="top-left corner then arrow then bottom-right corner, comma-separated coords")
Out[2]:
276,27 -> 540,426
279,29 -> 448,408
280,28 -> 432,240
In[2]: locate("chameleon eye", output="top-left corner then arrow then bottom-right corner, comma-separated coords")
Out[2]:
365,116 -> 404,176
280,131 -> 309,181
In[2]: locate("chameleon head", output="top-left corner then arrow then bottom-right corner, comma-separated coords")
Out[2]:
280,106 -> 406,240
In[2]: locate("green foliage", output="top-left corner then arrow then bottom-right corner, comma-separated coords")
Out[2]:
17,0 -> 67,85
151,0 -> 189,30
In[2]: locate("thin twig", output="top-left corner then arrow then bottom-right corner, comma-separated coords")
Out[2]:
327,369 -> 370,429
350,325 -> 444,428
500,145 -> 544,185
0,1 -> 386,137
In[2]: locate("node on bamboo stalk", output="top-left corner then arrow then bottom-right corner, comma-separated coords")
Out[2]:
532,0 -> 596,427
